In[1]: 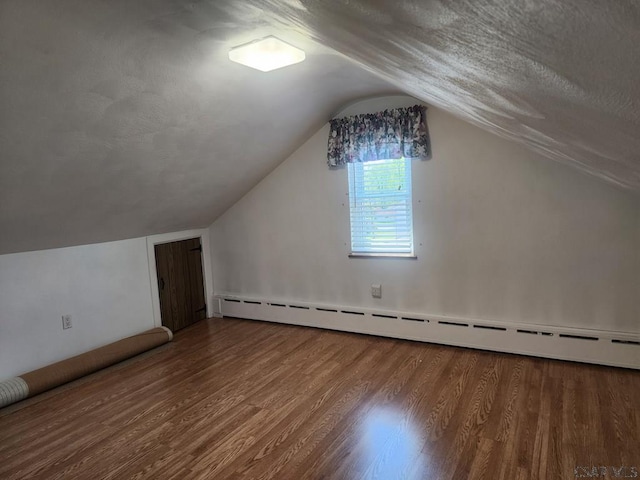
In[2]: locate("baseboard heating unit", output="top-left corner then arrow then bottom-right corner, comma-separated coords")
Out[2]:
215,295 -> 640,369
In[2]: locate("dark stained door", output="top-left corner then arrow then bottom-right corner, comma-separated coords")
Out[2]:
154,238 -> 206,333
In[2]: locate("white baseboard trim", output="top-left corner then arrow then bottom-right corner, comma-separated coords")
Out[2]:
216,295 -> 640,370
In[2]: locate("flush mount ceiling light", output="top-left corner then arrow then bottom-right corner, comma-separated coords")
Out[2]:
228,36 -> 306,72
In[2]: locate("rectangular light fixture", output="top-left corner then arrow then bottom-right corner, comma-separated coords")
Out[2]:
228,36 -> 306,72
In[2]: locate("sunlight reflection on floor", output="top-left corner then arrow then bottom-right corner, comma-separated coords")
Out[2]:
360,406 -> 427,479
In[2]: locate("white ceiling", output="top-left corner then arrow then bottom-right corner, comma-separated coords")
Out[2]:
0,0 -> 397,254
1,1 -> 639,254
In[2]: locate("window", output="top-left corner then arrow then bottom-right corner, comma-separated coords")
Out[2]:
347,157 -> 414,256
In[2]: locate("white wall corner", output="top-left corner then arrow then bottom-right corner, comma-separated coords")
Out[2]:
212,296 -> 224,318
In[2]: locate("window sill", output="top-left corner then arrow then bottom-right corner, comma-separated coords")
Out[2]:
348,253 -> 417,259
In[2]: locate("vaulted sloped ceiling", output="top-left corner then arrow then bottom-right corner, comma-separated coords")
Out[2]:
1,1 -> 638,254
0,0 -> 397,254
246,0 -> 640,189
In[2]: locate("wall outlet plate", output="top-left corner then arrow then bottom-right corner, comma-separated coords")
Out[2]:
371,284 -> 382,298
62,314 -> 72,330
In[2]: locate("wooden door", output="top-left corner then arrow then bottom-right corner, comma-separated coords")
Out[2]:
154,238 -> 206,333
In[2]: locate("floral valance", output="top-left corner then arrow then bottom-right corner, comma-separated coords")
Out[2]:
327,104 -> 431,167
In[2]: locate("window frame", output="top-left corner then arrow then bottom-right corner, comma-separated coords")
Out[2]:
346,157 -> 417,259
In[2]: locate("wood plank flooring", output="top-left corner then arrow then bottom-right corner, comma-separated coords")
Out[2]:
1,317 -> 639,479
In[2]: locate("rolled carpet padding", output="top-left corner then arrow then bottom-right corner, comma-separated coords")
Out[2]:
0,326 -> 172,408
0,377 -> 29,407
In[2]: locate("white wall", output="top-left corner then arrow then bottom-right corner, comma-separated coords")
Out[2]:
0,229 -> 215,380
0,238 -> 154,379
210,97 -> 640,334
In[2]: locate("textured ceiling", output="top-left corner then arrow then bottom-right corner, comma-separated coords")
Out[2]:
0,0 -> 397,254
246,0 -> 640,190
1,1 -> 639,254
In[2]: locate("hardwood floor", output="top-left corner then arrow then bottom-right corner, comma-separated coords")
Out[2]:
1,317 -> 638,480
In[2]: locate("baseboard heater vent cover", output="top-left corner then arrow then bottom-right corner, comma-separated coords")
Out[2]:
215,295 -> 640,370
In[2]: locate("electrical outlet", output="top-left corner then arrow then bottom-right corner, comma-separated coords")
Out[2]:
62,314 -> 72,330
371,284 -> 382,298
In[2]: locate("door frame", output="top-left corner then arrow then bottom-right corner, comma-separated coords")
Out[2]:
146,229 -> 214,328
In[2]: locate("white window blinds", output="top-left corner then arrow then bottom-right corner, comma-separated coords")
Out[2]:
347,157 -> 414,255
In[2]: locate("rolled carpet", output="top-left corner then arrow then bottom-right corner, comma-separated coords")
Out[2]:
0,326 -> 173,408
